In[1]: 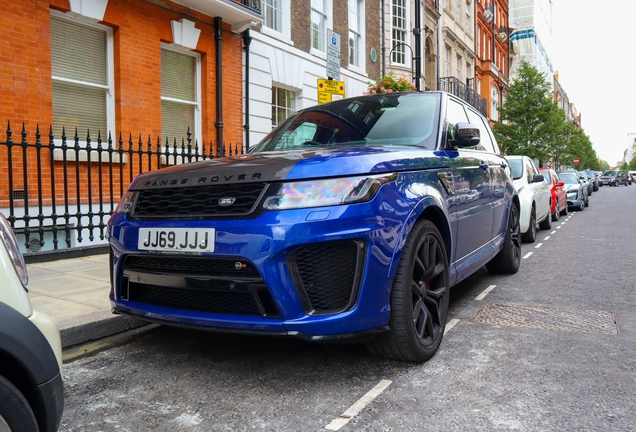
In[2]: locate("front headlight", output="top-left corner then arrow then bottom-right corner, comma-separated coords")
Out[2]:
0,213 -> 29,287
114,190 -> 139,214
262,174 -> 397,210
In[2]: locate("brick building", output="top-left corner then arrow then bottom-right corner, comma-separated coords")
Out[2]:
475,0 -> 510,122
0,0 -> 261,251
247,0 -> 381,147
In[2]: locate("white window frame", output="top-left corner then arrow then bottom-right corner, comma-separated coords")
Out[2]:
50,10 -> 115,143
310,0 -> 332,58
456,55 -> 462,80
271,85 -> 297,128
348,0 -> 365,71
391,0 -> 409,66
445,46 -> 451,77
160,44 -> 202,147
261,0 -> 292,42
491,85 -> 499,121
466,1 -> 472,34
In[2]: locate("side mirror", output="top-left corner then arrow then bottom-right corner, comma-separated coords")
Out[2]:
451,122 -> 481,148
532,174 -> 545,183
556,181 -> 565,187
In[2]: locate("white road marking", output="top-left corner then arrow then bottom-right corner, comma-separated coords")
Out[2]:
535,243 -> 543,249
551,231 -> 557,234
523,252 -> 533,259
544,236 -> 550,240
325,380 -> 393,430
475,285 -> 496,301
556,226 -> 562,229
444,318 -> 460,334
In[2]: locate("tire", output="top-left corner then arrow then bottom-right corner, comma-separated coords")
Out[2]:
539,204 -> 552,230
367,219 -> 449,362
560,201 -> 568,216
584,196 -> 589,207
579,198 -> 585,211
0,375 -> 39,432
486,202 -> 521,274
521,207 -> 536,243
552,199 -> 560,221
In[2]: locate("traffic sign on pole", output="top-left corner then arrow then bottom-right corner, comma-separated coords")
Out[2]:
317,79 -> 345,104
326,29 -> 341,81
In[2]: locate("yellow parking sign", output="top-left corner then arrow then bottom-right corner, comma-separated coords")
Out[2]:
317,79 -> 345,104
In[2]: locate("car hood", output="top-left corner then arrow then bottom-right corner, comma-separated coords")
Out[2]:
129,146 -> 451,190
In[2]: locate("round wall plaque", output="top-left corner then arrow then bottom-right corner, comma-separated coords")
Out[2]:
370,48 -> 377,63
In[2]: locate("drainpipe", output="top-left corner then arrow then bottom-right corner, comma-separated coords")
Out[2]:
381,0 -> 386,76
214,17 -> 224,153
242,29 -> 252,152
414,0 -> 422,90
436,0 -> 440,89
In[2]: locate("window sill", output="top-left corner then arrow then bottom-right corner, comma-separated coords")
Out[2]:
260,26 -> 294,46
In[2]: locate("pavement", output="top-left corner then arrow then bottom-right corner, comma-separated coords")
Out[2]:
26,254 -> 147,349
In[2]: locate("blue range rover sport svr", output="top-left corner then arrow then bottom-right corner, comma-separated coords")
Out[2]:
108,91 -> 521,362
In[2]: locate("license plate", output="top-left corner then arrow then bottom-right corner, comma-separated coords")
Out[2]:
138,228 -> 215,253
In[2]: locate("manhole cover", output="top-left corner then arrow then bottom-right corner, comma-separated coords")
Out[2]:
471,303 -> 618,335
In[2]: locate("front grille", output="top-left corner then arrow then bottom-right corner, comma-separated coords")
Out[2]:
121,255 -> 279,317
131,183 -> 267,219
287,240 -> 365,315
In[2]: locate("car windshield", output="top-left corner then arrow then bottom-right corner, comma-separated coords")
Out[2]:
559,172 -> 579,184
603,171 -> 616,177
578,171 -> 588,179
250,93 -> 441,153
508,158 -> 523,180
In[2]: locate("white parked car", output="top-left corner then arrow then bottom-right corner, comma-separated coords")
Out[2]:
506,156 -> 551,243
0,213 -> 64,432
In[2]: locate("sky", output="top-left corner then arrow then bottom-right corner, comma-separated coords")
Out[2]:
551,1 -> 636,166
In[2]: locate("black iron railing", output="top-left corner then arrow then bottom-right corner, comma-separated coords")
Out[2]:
0,122 -> 243,255
438,77 -> 488,116
236,0 -> 261,14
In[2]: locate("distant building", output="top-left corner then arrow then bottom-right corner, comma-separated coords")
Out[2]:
509,0 -> 554,85
475,0 -> 510,122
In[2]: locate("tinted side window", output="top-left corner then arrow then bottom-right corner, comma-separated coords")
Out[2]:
466,109 -> 496,153
526,158 -> 538,183
445,98 -> 469,142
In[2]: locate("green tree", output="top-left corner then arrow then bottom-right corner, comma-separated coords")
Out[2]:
599,160 -> 611,171
629,157 -> 636,170
493,61 -> 567,162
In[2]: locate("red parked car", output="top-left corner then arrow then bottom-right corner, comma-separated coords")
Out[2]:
540,168 -> 568,221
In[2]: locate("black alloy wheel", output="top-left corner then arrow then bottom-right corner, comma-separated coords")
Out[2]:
521,207 -> 536,243
579,195 -> 585,211
486,202 -> 521,274
367,219 -> 449,362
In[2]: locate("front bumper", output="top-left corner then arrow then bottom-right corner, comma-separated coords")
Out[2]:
108,187 -> 413,339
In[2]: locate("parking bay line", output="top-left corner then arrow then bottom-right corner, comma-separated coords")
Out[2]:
444,318 -> 460,334
325,380 -> 393,430
535,243 -> 543,249
556,226 -> 562,229
544,236 -> 550,240
551,230 -> 557,234
475,285 -> 496,301
523,252 -> 533,259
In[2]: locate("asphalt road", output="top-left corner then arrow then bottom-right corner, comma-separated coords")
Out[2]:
59,183 -> 636,431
